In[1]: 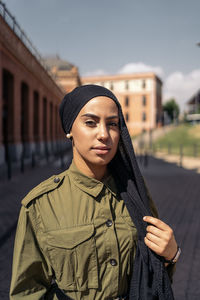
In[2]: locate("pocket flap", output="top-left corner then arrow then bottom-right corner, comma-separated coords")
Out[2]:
47,224 -> 95,249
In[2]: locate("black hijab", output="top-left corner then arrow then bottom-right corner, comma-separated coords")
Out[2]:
59,84 -> 174,300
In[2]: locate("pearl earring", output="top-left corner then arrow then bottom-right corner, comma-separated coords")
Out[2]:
66,133 -> 72,139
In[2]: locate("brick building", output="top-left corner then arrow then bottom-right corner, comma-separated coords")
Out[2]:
43,55 -> 81,93
0,3 -> 73,175
82,73 -> 163,136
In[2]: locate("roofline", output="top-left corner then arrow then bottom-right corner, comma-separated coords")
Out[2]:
187,89 -> 200,104
81,72 -> 162,85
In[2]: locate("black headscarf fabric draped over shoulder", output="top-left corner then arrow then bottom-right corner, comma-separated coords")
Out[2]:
59,84 -> 174,300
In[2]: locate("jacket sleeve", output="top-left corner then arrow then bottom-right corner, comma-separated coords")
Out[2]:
9,206 -> 53,300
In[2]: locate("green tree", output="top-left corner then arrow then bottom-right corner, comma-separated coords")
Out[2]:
163,99 -> 180,121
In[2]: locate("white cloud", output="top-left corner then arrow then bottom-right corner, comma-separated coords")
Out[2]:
82,62 -> 200,113
163,69 -> 200,112
118,62 -> 164,78
83,69 -> 108,77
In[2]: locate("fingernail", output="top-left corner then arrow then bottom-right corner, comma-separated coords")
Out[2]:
143,216 -> 147,221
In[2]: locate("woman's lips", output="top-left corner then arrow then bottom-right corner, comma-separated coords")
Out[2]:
92,146 -> 111,155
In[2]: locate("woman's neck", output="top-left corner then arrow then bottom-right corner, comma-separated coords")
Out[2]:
73,156 -> 107,181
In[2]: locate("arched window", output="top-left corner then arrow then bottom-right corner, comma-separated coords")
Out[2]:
33,91 -> 39,142
21,82 -> 29,144
43,97 -> 47,140
2,69 -> 14,162
50,102 -> 53,141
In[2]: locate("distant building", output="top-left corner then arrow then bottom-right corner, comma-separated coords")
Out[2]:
187,89 -> 200,114
44,55 -> 81,93
186,89 -> 200,124
82,73 -> 162,136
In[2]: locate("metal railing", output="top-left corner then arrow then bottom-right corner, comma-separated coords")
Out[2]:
0,0 -> 52,76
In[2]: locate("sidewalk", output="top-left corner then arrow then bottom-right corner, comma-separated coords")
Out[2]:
139,156 -> 200,300
152,151 -> 200,174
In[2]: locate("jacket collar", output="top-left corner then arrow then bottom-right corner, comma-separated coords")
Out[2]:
68,160 -> 117,198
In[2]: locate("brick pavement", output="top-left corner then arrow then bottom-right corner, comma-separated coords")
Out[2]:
0,155 -> 200,299
139,156 -> 200,300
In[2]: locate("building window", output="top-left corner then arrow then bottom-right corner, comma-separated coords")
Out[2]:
110,81 -> 114,90
142,95 -> 146,106
125,80 -> 129,90
125,96 -> 129,107
125,113 -> 129,122
142,80 -> 146,89
142,112 -> 146,122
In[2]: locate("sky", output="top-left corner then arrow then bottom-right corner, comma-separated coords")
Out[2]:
3,0 -> 200,111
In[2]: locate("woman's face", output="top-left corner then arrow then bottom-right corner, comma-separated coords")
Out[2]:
71,96 -> 120,169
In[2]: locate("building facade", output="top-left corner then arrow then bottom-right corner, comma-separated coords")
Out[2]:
0,3 -> 69,176
187,89 -> 200,114
44,55 -> 81,93
82,73 -> 163,136
186,89 -> 200,124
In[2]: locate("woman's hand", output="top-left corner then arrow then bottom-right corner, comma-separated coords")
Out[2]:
143,216 -> 178,263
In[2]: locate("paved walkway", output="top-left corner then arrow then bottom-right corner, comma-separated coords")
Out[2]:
153,151 -> 200,174
139,156 -> 200,300
0,155 -> 200,299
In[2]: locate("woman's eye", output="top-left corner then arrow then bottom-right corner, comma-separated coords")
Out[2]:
85,120 -> 96,127
108,122 -> 118,127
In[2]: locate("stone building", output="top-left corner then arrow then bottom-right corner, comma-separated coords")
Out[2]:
43,55 -> 81,93
0,2 -> 70,176
82,73 -> 163,136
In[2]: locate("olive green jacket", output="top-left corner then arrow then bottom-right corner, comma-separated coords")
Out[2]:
10,161 -> 174,300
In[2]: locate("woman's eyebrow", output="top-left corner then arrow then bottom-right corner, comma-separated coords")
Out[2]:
81,113 -> 119,119
81,113 -> 98,118
106,115 -> 119,120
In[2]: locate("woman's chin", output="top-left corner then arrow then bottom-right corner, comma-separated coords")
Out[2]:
88,155 -> 112,166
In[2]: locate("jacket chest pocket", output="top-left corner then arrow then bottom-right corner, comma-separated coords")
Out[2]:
46,224 -> 99,292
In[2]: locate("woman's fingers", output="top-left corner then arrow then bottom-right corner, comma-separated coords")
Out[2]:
146,232 -> 161,246
146,225 -> 173,242
143,216 -> 178,260
144,236 -> 161,253
143,216 -> 171,231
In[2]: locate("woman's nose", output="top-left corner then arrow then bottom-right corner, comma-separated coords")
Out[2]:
97,124 -> 109,140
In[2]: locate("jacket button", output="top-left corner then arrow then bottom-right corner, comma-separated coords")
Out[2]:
106,219 -> 113,227
54,177 -> 60,183
110,259 -> 117,266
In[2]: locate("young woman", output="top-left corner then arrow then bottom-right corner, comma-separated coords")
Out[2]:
10,85 -> 180,300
